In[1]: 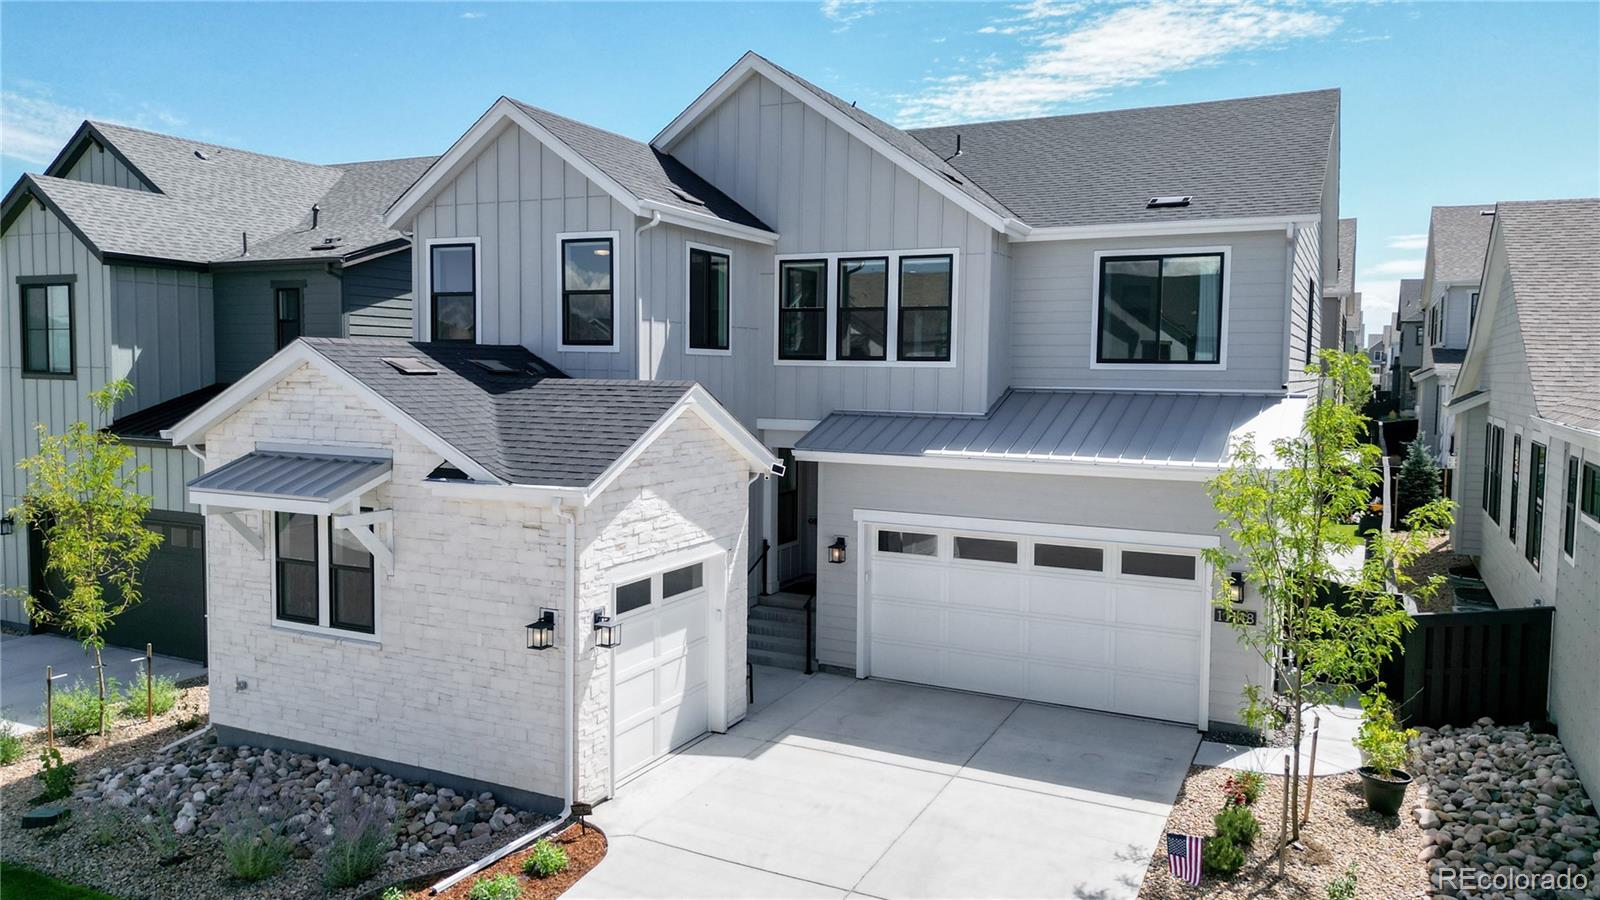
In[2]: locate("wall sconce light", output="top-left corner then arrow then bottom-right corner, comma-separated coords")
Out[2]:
526,609 -> 557,651
828,536 -> 847,564
593,610 -> 621,649
0,514 -> 13,537
1227,571 -> 1245,604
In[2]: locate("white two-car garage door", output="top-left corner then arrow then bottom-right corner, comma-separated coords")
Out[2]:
864,520 -> 1211,726
612,561 -> 712,781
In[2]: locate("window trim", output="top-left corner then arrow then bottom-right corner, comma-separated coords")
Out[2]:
422,237 -> 481,344
836,256 -> 890,362
1509,430 -> 1522,542
897,254 -> 955,363
1526,441 -> 1545,571
1089,246 -> 1231,370
269,511 -> 381,644
272,281 -> 305,351
1581,460 -> 1600,524
1562,453 -> 1578,563
556,230 -> 621,353
684,241 -> 733,356
773,248 -> 959,368
776,258 -> 829,361
17,278 -> 77,379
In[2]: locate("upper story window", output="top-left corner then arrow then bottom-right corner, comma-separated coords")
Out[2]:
778,251 -> 955,364
19,280 -> 74,377
560,235 -> 616,348
275,286 -> 302,350
1581,461 -> 1600,523
1096,252 -> 1223,365
1483,422 -> 1505,522
429,243 -> 476,342
687,245 -> 730,353
1303,277 -> 1316,365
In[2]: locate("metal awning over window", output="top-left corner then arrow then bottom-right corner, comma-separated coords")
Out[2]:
187,450 -> 392,515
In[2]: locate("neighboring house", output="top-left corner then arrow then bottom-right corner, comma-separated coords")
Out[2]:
0,121 -> 433,660
1448,198 -> 1600,790
1389,278 -> 1424,407
1366,335 -> 1387,385
162,51 -> 1338,809
1322,217 -> 1358,351
1414,204 -> 1495,464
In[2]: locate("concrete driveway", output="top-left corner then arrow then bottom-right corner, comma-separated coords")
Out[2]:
0,632 -> 206,733
572,669 -> 1199,899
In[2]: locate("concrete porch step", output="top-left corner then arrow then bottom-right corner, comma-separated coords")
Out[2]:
749,633 -> 806,656
749,605 -> 807,626
747,648 -> 807,670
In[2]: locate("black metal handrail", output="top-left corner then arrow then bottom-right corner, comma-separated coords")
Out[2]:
747,538 -> 770,593
804,590 -> 816,675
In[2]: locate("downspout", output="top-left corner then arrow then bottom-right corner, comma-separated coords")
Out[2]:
1281,222 -> 1298,391
634,211 -> 663,379
429,500 -> 578,895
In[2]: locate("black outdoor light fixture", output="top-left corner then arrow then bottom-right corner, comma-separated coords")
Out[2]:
0,514 -> 13,537
526,609 -> 557,651
593,610 -> 621,649
1227,571 -> 1246,604
828,536 -> 847,564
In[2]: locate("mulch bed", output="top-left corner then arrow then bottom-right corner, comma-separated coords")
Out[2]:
1,681 -> 210,791
1403,531 -> 1471,612
384,823 -> 606,900
1140,766 -> 1427,898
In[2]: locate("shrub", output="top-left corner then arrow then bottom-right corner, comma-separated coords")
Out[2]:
36,747 -> 76,800
221,803 -> 293,882
86,807 -> 127,847
523,838 -> 569,878
1202,831 -> 1246,876
141,810 -> 182,860
44,678 -> 116,736
467,873 -> 523,900
1326,863 -> 1359,900
380,888 -> 408,900
117,676 -> 179,719
0,718 -> 23,765
1214,802 -> 1261,847
1221,770 -> 1264,807
320,791 -> 393,890
1355,691 -> 1418,779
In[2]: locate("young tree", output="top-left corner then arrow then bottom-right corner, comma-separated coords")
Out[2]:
1395,438 -> 1443,527
6,379 -> 162,741
1204,350 -> 1451,842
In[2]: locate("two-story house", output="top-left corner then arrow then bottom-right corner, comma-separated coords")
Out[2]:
1322,217 -> 1359,351
160,53 -> 1338,811
0,121 -> 432,660
1414,203 -> 1495,464
1388,278 -> 1424,406
1447,198 -> 1599,789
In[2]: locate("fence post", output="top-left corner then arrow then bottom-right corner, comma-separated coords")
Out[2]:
45,665 -> 54,750
1279,754 -> 1291,878
145,643 -> 154,721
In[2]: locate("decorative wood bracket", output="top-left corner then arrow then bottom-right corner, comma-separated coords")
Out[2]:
332,508 -> 394,572
218,510 -> 265,559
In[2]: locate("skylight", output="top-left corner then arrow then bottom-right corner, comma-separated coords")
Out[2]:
381,357 -> 438,375
1147,196 -> 1192,209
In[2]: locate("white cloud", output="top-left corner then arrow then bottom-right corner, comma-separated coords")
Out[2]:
1357,279 -> 1401,341
1,89 -> 189,166
821,0 -> 874,25
459,11 -> 485,19
1388,233 -> 1428,251
896,1 -> 1338,127
1364,258 -> 1424,277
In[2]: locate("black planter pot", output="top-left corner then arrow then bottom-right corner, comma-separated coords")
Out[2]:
1357,765 -> 1413,816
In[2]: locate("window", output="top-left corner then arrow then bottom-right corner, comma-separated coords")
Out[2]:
1486,423 -> 1505,522
1303,278 -> 1316,365
779,260 -> 827,360
1563,455 -> 1579,558
561,237 -> 615,347
1034,543 -> 1103,572
1097,253 -> 1223,364
688,247 -> 730,352
898,255 -> 953,361
274,512 -> 319,625
1582,462 -> 1600,521
837,257 -> 888,360
877,530 -> 937,556
1121,550 -> 1196,580
275,287 -> 302,350
1526,443 -> 1545,570
777,449 -> 799,545
1414,324 -> 1423,345
430,243 -> 476,342
662,563 -> 703,598
19,282 -> 74,376
1470,292 -> 1480,326
616,578 -> 651,615
329,515 -> 375,633
1509,434 -> 1522,541
953,536 -> 1017,564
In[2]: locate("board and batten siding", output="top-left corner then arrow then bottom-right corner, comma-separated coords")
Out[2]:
60,143 -> 151,192
342,250 -> 415,338
1286,219 -> 1324,394
663,71 -> 1000,419
212,265 -> 340,382
1008,229 -> 1300,394
409,122 -> 637,380
112,266 -> 216,412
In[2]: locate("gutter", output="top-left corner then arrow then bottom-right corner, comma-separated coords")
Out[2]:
1280,222 -> 1298,391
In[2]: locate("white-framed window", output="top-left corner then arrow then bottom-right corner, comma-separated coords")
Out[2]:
775,249 -> 957,366
272,512 -> 378,640
423,237 -> 480,343
1090,247 -> 1230,369
686,242 -> 731,355
558,230 -> 620,351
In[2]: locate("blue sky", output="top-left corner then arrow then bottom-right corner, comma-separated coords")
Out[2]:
3,2 -> 1596,340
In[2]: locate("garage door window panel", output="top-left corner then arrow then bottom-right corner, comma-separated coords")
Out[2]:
1120,550 -> 1197,580
953,536 -> 1018,564
1033,543 -> 1104,572
616,578 -> 653,616
662,563 -> 703,598
877,530 -> 938,556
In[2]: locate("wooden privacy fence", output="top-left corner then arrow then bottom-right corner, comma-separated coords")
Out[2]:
1380,606 -> 1554,728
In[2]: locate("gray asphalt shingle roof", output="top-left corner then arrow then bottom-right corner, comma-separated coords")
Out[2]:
907,89 -> 1339,229
302,338 -> 696,486
1399,278 -> 1425,320
1429,203 -> 1496,285
227,156 -> 438,264
1494,198 -> 1600,431
1331,218 -> 1357,295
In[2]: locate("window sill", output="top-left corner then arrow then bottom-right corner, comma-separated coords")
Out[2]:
1089,361 -> 1226,371
558,343 -> 620,354
271,620 -> 380,647
20,371 -> 77,381
686,346 -> 734,357
774,358 -> 956,369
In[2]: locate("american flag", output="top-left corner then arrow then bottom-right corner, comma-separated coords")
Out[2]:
1167,832 -> 1203,886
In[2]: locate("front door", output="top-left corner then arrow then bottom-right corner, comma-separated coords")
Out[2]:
774,452 -> 817,586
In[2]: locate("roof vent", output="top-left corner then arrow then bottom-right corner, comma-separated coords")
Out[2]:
470,358 -> 530,376
940,170 -> 965,186
381,357 -> 438,375
1479,209 -> 1496,216
194,149 -> 209,161
669,187 -> 706,207
1147,196 -> 1192,209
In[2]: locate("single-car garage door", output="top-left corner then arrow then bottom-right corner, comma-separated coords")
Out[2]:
864,520 -> 1210,725
611,561 -> 712,781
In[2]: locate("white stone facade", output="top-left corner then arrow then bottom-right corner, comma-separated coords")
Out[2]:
201,363 -> 752,806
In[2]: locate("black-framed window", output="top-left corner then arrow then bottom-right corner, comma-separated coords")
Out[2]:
1470,292 -> 1480,325
616,578 -> 651,616
20,282 -> 74,376
1526,443 -> 1546,570
1486,423 -> 1504,522
779,260 -> 827,360
1097,253 -> 1223,364
561,237 -> 614,346
274,512 -> 318,625
899,255 -> 952,361
329,514 -> 375,634
1563,455 -> 1579,557
1304,278 -> 1316,364
777,449 -> 799,545
1509,434 -> 1522,541
430,243 -> 476,342
275,287 -> 302,350
688,247 -> 730,351
1582,462 -> 1600,521
837,257 -> 887,360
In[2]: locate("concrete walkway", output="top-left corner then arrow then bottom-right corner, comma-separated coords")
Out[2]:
1192,701 -> 1364,776
572,668 -> 1199,899
0,632 -> 206,734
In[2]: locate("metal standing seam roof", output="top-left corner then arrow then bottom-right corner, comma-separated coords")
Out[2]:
188,451 -> 391,503
796,389 -> 1309,469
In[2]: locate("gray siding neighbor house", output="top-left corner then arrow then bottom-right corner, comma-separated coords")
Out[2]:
1413,203 -> 1495,464
1448,198 -> 1600,790
1389,277 -> 1424,406
1,121 -> 434,659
